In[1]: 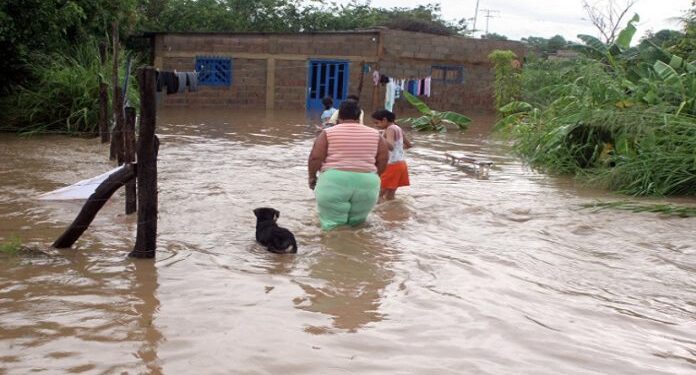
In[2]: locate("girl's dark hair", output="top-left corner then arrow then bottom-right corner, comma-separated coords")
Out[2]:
321,96 -> 333,110
338,100 -> 361,121
371,108 -> 396,122
347,94 -> 360,102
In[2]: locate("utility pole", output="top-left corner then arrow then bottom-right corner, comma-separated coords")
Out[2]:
472,0 -> 480,36
480,8 -> 500,36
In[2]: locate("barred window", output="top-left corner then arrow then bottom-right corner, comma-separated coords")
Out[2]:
195,56 -> 232,86
431,65 -> 464,84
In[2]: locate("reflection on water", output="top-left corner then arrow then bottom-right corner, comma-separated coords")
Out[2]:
131,259 -> 163,374
0,109 -> 695,374
295,230 -> 396,333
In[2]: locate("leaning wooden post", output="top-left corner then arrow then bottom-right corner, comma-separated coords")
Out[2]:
98,42 -> 110,143
124,106 -> 137,215
110,21 -> 124,163
129,67 -> 158,259
52,164 -> 136,249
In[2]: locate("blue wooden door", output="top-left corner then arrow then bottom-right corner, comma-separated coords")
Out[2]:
306,60 -> 349,112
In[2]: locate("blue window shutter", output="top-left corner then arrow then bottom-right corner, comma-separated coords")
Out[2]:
195,56 -> 232,86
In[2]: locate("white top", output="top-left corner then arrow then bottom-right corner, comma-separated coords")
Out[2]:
329,109 -> 364,125
387,124 -> 405,164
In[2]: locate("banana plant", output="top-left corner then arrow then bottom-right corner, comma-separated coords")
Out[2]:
652,55 -> 696,115
400,91 -> 471,132
571,13 -> 640,69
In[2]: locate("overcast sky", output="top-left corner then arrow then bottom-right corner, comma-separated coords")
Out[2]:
338,0 -> 690,41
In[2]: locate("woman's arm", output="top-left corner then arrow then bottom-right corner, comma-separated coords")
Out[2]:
376,137 -> 389,175
308,131 -> 328,189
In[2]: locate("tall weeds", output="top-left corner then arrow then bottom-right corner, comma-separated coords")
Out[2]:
495,56 -> 696,196
0,40 -> 139,135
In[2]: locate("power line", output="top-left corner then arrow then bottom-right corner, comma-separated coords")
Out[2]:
480,9 -> 500,36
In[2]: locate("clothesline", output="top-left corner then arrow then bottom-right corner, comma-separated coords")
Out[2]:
372,70 -> 432,111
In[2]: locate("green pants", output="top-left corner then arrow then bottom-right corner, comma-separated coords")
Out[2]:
315,169 -> 380,230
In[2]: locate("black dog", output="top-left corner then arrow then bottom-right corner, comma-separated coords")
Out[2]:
253,207 -> 298,254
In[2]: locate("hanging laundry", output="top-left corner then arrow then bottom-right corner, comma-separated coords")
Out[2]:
379,74 -> 390,85
424,76 -> 432,97
394,80 -> 402,99
157,71 -> 178,95
176,72 -> 187,93
373,70 -> 380,86
407,80 -> 416,95
156,71 -> 165,92
384,78 -> 396,112
186,72 -> 198,92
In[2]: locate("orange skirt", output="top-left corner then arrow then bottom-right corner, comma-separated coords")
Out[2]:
380,160 -> 410,190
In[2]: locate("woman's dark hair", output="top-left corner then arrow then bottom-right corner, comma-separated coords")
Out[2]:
347,94 -> 360,102
338,100 -> 361,121
371,109 -> 396,122
321,96 -> 333,110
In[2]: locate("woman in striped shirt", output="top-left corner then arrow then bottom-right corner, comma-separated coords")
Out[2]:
308,100 -> 389,230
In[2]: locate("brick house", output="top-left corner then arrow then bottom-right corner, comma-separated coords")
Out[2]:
146,28 -> 526,113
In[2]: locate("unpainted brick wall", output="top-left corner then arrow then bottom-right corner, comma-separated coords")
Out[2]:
274,59 -> 307,110
153,31 -> 525,111
378,29 -> 526,111
381,30 -> 526,64
155,33 -> 381,109
156,33 -> 379,57
160,57 -> 266,108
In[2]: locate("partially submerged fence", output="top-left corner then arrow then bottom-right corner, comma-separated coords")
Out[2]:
53,67 -> 159,259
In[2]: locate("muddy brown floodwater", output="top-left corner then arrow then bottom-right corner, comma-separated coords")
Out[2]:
1,109 -> 695,374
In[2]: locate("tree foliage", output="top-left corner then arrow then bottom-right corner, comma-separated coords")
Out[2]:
673,0 -> 696,61
521,35 -> 568,56
0,0 -> 137,93
137,0 -> 467,35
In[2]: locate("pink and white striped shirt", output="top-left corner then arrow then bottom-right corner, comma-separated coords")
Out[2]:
322,122 -> 380,173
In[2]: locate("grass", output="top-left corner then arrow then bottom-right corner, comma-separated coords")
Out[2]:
581,201 -> 696,218
495,57 -> 696,197
0,236 -> 23,257
0,40 -> 140,135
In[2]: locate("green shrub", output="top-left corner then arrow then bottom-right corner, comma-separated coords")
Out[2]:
488,50 -> 522,111
1,40 -> 139,135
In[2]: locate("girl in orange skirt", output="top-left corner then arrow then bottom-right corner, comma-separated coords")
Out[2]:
371,109 -> 413,202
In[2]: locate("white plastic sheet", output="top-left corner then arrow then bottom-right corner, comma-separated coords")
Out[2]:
37,166 -> 123,201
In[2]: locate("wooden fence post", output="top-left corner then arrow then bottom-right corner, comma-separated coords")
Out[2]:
110,22 -> 124,163
98,42 -> 110,143
124,106 -> 137,215
129,67 -> 158,259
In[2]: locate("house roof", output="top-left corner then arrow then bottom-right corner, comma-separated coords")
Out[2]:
142,29 -> 384,38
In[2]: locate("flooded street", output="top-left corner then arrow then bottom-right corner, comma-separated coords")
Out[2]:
1,109 -> 694,374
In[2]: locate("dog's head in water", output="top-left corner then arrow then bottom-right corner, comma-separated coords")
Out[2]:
253,207 -> 280,222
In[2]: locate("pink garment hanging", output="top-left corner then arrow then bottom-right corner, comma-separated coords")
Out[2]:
373,70 -> 380,86
424,76 -> 431,97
